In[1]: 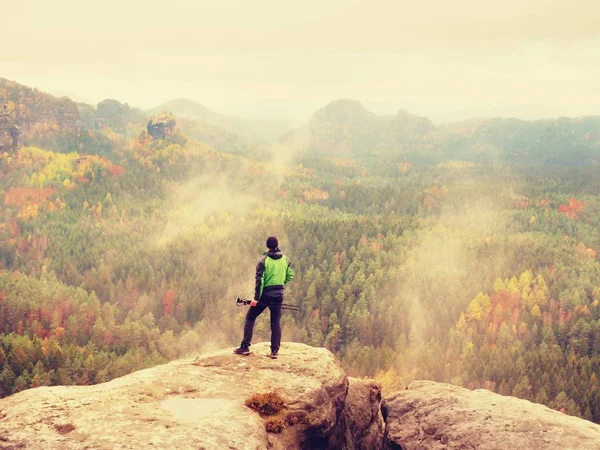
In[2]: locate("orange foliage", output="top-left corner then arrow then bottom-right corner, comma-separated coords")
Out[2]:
423,186 -> 447,208
15,237 -> 30,254
52,326 -> 66,340
431,186 -> 446,198
303,188 -> 329,201
4,187 -> 56,206
40,306 -> 54,325
558,198 -> 587,218
558,309 -> 573,327
335,251 -> 344,270
6,218 -> 20,238
26,309 -> 39,323
576,242 -> 597,259
423,195 -> 437,208
489,291 -> 521,316
547,299 -> 559,315
162,290 -> 176,315
103,330 -> 115,346
4,187 -> 57,220
76,173 -> 89,184
513,196 -> 529,210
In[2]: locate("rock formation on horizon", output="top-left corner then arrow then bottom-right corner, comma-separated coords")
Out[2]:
0,78 -> 81,151
0,108 -> 20,152
147,112 -> 177,140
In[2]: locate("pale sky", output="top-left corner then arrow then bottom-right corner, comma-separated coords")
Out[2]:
1,0 -> 599,121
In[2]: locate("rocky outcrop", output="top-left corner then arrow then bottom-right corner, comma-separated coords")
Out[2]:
0,110 -> 20,152
0,78 -> 81,151
0,342 -> 382,450
147,98 -> 296,145
381,380 -> 600,450
329,377 -> 385,450
147,112 -> 177,139
2,348 -> 599,450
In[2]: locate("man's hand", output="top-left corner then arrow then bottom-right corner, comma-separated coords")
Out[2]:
250,299 -> 258,307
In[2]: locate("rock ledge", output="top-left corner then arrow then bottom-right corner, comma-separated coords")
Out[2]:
381,380 -> 600,450
0,343 -> 381,450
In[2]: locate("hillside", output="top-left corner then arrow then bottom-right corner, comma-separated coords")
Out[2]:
148,98 -> 296,145
1,78 -> 600,427
282,98 -> 600,167
0,78 -> 148,155
0,78 -> 81,152
175,117 -> 266,159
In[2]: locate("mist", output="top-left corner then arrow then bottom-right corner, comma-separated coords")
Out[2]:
1,0 -> 600,426
2,0 -> 599,120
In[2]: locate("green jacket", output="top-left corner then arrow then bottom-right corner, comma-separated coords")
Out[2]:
255,248 -> 294,299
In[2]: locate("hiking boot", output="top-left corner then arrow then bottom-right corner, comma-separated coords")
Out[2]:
233,345 -> 250,356
270,350 -> 278,359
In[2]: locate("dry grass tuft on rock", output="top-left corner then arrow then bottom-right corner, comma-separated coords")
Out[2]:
265,418 -> 286,433
285,413 -> 308,427
245,391 -> 286,416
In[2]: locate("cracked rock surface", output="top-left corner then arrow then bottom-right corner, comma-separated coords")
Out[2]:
0,343 -> 384,450
381,380 -> 600,450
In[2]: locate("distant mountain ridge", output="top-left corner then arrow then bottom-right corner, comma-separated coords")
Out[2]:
3,77 -> 600,166
281,98 -> 600,165
0,80 -> 277,159
431,104 -> 570,124
0,78 -> 149,149
0,78 -> 82,152
301,99 -> 436,158
147,98 -> 216,124
148,98 -> 296,145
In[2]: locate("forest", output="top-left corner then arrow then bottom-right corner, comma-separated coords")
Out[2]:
1,79 -> 600,424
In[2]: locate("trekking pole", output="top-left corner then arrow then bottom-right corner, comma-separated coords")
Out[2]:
236,297 -> 301,312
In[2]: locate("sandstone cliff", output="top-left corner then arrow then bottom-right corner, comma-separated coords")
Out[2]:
0,343 -> 382,450
382,380 -> 600,450
1,345 -> 599,450
0,79 -> 146,153
0,110 -> 20,152
0,78 -> 81,148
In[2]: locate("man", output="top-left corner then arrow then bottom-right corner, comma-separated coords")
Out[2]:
234,236 -> 294,359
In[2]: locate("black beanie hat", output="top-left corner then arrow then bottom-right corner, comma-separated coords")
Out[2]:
266,236 -> 279,250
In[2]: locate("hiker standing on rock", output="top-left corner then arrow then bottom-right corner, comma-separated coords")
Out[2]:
234,236 -> 294,359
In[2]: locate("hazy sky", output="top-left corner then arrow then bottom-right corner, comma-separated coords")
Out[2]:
1,0 -> 599,121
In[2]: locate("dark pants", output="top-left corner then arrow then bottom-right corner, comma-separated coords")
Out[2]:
242,294 -> 283,352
